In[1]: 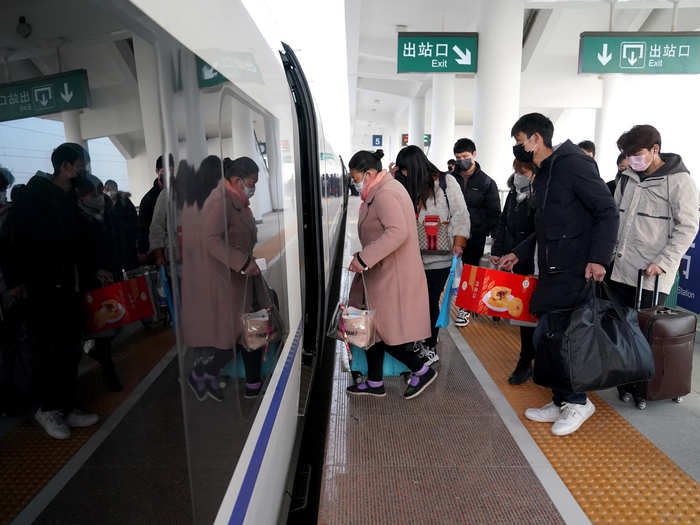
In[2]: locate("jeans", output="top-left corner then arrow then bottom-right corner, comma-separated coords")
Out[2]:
424,267 -> 451,348
519,326 -> 536,363
365,341 -> 424,382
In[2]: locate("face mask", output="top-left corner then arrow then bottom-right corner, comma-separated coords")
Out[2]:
244,185 -> 255,198
455,158 -> 472,172
627,153 -> 653,173
513,173 -> 531,191
82,195 -> 105,214
353,172 -> 368,192
106,190 -> 117,200
513,142 -> 534,163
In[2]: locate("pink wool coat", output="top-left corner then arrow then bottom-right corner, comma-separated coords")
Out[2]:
181,181 -> 261,350
349,176 -> 431,346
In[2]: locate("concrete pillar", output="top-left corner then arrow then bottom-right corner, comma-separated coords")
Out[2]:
594,74 -> 623,181
62,110 -> 86,149
181,48 -> 207,166
474,0 -> 524,189
408,96 -> 425,148
429,74 -> 455,167
133,35 -> 165,198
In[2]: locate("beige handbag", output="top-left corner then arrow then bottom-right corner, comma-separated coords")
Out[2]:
240,277 -> 283,351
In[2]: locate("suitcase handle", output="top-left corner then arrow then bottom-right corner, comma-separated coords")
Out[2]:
636,269 -> 660,310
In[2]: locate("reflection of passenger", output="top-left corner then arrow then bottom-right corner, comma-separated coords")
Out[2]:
181,156 -> 266,401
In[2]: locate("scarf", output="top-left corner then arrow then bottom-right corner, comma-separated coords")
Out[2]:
361,170 -> 388,202
224,178 -> 249,208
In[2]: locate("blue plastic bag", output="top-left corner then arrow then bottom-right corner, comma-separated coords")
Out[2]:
436,255 -> 460,328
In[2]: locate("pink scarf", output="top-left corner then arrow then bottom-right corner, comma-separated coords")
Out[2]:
361,170 -> 388,202
224,178 -> 249,207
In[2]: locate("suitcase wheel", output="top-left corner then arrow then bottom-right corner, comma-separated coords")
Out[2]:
673,397 -> 683,404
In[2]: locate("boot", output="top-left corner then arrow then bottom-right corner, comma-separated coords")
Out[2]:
508,359 -> 533,385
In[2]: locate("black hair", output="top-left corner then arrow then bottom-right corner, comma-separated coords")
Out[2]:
51,143 -> 90,174
447,159 -> 456,166
173,160 -> 194,210
188,155 -> 222,209
348,149 -> 384,172
0,167 -> 13,192
104,179 -> 118,191
156,154 -> 175,171
395,145 -> 441,211
74,173 -> 103,198
616,152 -> 626,165
223,156 -> 259,181
453,138 -> 476,155
10,184 -> 26,202
510,113 -> 554,148
617,125 -> 662,156
578,140 -> 596,156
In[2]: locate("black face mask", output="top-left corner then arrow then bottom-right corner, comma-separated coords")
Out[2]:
454,158 -> 472,172
513,143 -> 534,163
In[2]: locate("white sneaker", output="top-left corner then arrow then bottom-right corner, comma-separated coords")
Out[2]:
455,308 -> 471,327
525,402 -> 562,423
551,400 -> 596,436
35,409 -> 71,440
64,409 -> 99,428
417,345 -> 440,366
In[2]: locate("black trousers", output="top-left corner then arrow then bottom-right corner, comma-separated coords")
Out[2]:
462,234 -> 487,266
194,345 -> 263,384
607,279 -> 667,399
365,341 -> 424,382
519,326 -> 536,363
424,267 -> 451,348
27,287 -> 83,412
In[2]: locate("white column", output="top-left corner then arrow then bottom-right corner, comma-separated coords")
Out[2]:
429,74 -> 455,167
133,35 -> 165,199
594,74 -> 623,181
181,48 -> 207,166
408,96 -> 425,148
474,0 -> 524,189
62,110 -> 86,149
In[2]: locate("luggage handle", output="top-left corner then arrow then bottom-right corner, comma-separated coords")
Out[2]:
636,269 -> 660,310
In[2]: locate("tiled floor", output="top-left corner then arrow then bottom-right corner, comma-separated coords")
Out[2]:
318,334 -> 566,525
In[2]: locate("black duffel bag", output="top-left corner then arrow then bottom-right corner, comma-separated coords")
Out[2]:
533,280 -> 654,393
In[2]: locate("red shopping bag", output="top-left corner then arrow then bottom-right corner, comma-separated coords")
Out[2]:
84,277 -> 155,334
455,265 -> 539,323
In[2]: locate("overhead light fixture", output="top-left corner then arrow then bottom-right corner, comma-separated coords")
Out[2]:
16,16 -> 32,39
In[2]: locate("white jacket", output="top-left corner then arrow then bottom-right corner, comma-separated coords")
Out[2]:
418,174 -> 471,270
612,153 -> 699,294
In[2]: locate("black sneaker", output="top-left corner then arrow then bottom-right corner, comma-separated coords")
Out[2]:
508,362 -> 533,385
245,383 -> 262,399
346,382 -> 386,397
404,368 -> 438,400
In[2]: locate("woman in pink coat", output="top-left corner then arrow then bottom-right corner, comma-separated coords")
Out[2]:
346,150 -> 437,400
181,156 -> 266,401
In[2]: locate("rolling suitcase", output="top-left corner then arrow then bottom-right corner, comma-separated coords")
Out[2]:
636,270 -> 697,402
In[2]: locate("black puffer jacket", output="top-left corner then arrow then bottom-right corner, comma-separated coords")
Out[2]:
108,192 -> 139,272
451,162 -> 500,238
491,175 -> 535,275
138,179 -> 161,253
513,140 -> 619,315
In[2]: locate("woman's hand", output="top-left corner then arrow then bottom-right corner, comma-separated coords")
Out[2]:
645,263 -> 664,277
489,255 -> 501,266
243,260 -> 261,277
453,245 -> 463,258
348,254 -> 365,273
388,162 -> 398,176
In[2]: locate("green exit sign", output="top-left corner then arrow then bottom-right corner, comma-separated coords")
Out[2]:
0,69 -> 90,123
196,56 -> 228,88
579,32 -> 700,74
398,32 -> 478,73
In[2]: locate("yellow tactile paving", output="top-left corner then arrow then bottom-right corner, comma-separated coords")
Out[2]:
459,319 -> 700,525
0,328 -> 174,525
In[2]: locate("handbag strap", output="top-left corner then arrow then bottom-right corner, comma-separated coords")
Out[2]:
361,272 -> 371,309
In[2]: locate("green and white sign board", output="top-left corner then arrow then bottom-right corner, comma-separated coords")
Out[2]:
0,69 -> 90,123
196,56 -> 228,88
397,33 -> 478,73
579,32 -> 700,74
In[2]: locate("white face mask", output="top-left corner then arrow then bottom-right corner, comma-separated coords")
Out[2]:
244,185 -> 255,198
353,172 -> 368,192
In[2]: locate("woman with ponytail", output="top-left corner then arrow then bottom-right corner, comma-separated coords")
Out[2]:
345,149 -> 437,399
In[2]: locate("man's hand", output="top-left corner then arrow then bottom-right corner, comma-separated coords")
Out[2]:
498,253 -> 519,272
489,255 -> 501,266
349,254 -> 365,273
645,263 -> 665,277
585,262 -> 606,282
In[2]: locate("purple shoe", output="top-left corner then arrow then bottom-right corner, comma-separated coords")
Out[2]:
188,370 -> 207,401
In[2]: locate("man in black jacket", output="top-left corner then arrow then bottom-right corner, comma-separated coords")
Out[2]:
451,138 -> 501,327
138,154 -> 173,255
1,143 -> 100,439
499,113 -> 619,437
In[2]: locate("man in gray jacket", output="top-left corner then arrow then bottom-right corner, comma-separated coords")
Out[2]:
610,124 -> 699,408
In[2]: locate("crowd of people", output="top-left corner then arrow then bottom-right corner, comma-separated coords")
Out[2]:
345,114 -> 698,436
